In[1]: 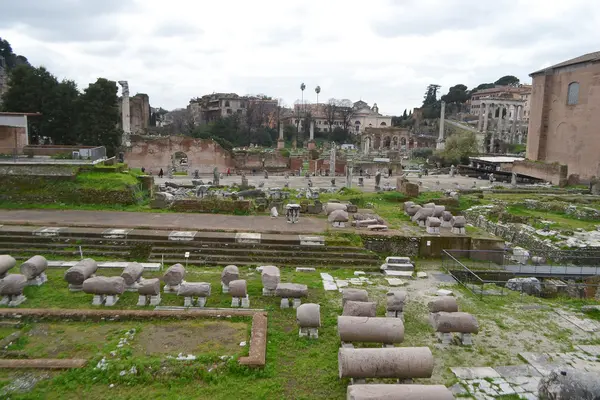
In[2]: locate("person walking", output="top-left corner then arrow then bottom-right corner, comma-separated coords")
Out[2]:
158,168 -> 164,178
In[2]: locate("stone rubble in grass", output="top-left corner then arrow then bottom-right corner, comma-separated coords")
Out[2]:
416,271 -> 428,278
353,271 -> 365,276
385,278 -> 406,286
436,289 -> 453,296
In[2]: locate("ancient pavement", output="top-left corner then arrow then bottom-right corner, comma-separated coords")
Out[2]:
0,210 -> 327,234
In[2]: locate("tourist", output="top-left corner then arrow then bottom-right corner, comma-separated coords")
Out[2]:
159,168 -> 164,178
359,168 -> 363,176
141,167 -> 145,174
227,168 -> 231,176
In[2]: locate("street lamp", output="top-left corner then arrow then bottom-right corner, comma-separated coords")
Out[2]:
300,83 -> 306,142
315,86 -> 321,105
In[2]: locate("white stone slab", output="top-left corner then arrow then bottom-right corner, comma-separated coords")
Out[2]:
576,345 -> 600,356
47,261 -> 160,271
299,235 -> 325,246
555,309 -> 600,332
416,272 -> 428,279
323,280 -> 338,291
354,271 -> 366,276
335,280 -> 349,288
384,270 -> 413,277
385,278 -> 407,286
320,273 -> 334,281
451,367 -> 501,380
168,231 -> 198,241
102,228 -> 132,239
235,232 -> 261,244
296,267 -> 316,272
33,227 -> 63,237
436,289 -> 454,296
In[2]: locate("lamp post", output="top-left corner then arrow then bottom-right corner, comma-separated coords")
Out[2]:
300,83 -> 306,142
315,86 -> 321,105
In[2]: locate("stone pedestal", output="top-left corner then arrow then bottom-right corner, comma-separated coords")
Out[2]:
104,295 -> 120,307
184,296 -> 207,307
92,294 -> 105,306
164,284 -> 181,294
0,295 -> 26,307
222,283 -> 230,293
137,294 -> 148,306
460,333 -> 473,345
262,288 -> 276,296
386,310 -> 404,320
307,140 -> 316,150
299,327 -> 319,339
26,272 -> 48,287
451,227 -> 466,235
150,294 -> 161,306
125,279 -> 141,292
232,295 -> 250,308
438,332 -> 452,345
68,284 -> 84,292
426,226 -> 440,234
280,297 -> 303,309
277,139 -> 285,149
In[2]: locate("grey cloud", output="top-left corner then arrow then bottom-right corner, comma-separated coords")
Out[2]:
0,0 -> 135,42
260,26 -> 303,47
153,22 -> 202,38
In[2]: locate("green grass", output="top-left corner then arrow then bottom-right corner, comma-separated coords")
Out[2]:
75,171 -> 139,190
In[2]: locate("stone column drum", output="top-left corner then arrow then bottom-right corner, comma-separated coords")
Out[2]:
338,316 -> 404,346
338,347 -> 434,379
428,297 -> 459,313
261,266 -> 280,296
386,291 -> 406,318
136,278 -> 161,306
297,303 -> 320,339
341,289 -> 368,306
0,255 -> 16,278
121,262 -> 144,291
221,265 -> 239,293
64,258 -> 98,291
229,279 -> 249,308
347,384 -> 454,400
177,282 -> 211,307
276,283 -> 308,308
433,311 -> 479,345
0,274 -> 28,306
342,301 -> 377,317
82,276 -> 126,306
163,263 -> 185,293
19,255 -> 48,286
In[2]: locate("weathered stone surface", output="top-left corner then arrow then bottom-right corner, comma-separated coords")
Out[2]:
403,201 -> 415,212
328,209 -> 349,223
121,262 -> 143,285
261,266 -> 280,290
428,297 -> 459,313
326,202 -> 348,215
341,289 -> 369,306
229,279 -> 247,297
506,277 -> 541,296
0,274 -> 27,295
433,312 -> 479,333
451,216 -> 466,228
338,316 -> 404,343
538,369 -> 600,400
423,203 -> 436,208
432,205 -> 445,217
412,207 -> 434,223
138,278 -> 160,296
82,276 -> 126,295
163,264 -> 185,286
426,217 -> 441,227
275,283 -> 308,298
442,211 -> 453,221
296,303 -> 320,328
386,291 -> 407,311
19,255 -> 48,280
221,265 -> 239,285
405,204 -> 422,216
343,301 -> 377,317
0,255 -> 16,277
338,347 -> 434,379
64,258 -> 98,285
347,384 -> 454,400
177,282 -> 211,297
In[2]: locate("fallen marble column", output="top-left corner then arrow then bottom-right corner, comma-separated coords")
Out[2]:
221,265 -> 239,293
342,301 -> 377,317
261,266 -> 280,296
338,347 -> 433,379
432,205 -> 445,218
441,211 -> 453,228
347,384 -> 454,400
413,208 -> 434,227
338,316 -> 404,344
177,282 -> 211,307
325,202 -> 348,215
428,297 -> 459,313
433,311 -> 478,345
403,201 -> 415,213
82,276 -> 126,306
405,204 -> 422,217
538,369 -> 600,400
341,289 -> 368,306
229,279 -> 249,308
163,263 -> 185,293
0,274 -> 28,307
121,262 -> 144,290
451,216 -> 467,234
426,217 -> 441,234
136,278 -> 161,306
276,283 -> 308,308
386,291 -> 406,318
0,255 -> 16,278
297,303 -> 320,339
64,258 -> 98,291
422,203 -> 436,208
20,255 -> 48,280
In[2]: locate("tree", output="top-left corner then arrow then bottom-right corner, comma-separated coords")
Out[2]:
441,84 -> 469,113
494,75 -> 520,86
336,99 -> 354,133
330,127 -> 349,143
402,109 -> 408,119
167,108 -> 196,136
323,99 -> 338,133
0,37 -> 29,70
45,80 -> 80,145
76,78 -> 121,157
433,131 -> 479,166
423,84 -> 441,106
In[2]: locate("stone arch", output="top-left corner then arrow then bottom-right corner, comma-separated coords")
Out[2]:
408,138 -> 414,149
373,135 -> 381,150
380,122 -> 387,126
383,136 -> 391,149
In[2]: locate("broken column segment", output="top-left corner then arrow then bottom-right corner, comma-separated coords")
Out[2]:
347,384 -> 454,400
82,276 -> 126,306
136,278 -> 161,306
405,204 -> 422,217
163,263 -> 185,293
426,217 -> 441,234
221,265 -> 239,293
338,316 -> 404,345
261,266 -> 280,296
342,301 -> 377,317
276,283 -> 308,309
297,303 -> 320,339
412,207 -> 434,227
386,291 -> 406,318
441,211 -> 453,228
428,296 -> 459,313
0,274 -> 28,306
20,255 -> 48,286
338,347 -> 434,379
121,262 -> 144,291
451,216 -> 467,234
433,311 -> 479,345
177,282 -> 211,307
229,279 -> 249,308
341,288 -> 368,306
432,205 -> 445,218
0,255 -> 16,278
64,258 -> 98,291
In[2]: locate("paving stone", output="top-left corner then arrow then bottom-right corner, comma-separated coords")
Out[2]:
451,367 -> 501,380
519,352 -> 568,376
494,364 -> 542,378
449,383 -> 468,396
496,382 -> 516,395
576,345 -> 600,356
520,393 -> 539,400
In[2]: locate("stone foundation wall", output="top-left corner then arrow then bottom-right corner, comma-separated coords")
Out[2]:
170,199 -> 251,213
234,151 -> 289,171
0,126 -> 27,154
0,164 -> 78,177
512,160 -> 568,186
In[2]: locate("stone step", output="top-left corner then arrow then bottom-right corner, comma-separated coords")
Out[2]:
149,246 -> 379,259
151,258 -> 380,268
0,248 -> 130,257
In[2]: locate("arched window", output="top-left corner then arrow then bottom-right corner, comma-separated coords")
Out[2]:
355,120 -> 361,125
225,100 -> 230,107
567,82 -> 579,105
380,122 -> 387,126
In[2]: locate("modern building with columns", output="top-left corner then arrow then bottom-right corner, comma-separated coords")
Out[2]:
360,127 -> 436,155
476,97 -> 527,152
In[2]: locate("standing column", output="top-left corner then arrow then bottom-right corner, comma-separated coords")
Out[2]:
438,101 -> 446,141
118,81 -> 130,147
496,104 -> 503,135
330,144 -> 336,176
510,105 -> 518,143
309,120 -> 314,141
482,103 -> 490,132
277,121 -> 285,149
477,102 -> 484,132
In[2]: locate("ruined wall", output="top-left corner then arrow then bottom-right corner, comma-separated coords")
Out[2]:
0,126 -> 27,154
0,163 -> 77,177
125,135 -> 235,173
234,151 -> 289,171
512,160 -> 568,186
130,94 -> 150,135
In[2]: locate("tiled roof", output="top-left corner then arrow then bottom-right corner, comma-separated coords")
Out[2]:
530,51 -> 600,76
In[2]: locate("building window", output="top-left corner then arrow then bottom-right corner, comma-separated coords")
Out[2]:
237,109 -> 243,114
225,100 -> 230,107
567,82 -> 579,105
380,122 -> 387,126
227,109 -> 232,115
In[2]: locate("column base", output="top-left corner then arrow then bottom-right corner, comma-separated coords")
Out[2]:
277,139 -> 285,149
307,140 -> 316,150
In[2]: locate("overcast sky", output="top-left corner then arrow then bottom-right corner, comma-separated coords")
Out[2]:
1,0 -> 598,114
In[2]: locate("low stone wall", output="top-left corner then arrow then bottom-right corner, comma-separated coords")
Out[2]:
0,164 -> 78,177
22,145 -> 96,157
234,151 -> 289,171
170,199 -> 252,213
512,160 -> 568,186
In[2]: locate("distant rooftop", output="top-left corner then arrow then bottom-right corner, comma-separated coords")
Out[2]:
530,51 -> 600,76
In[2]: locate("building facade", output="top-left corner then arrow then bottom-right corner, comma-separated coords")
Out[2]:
526,51 -> 600,181
188,93 -> 278,125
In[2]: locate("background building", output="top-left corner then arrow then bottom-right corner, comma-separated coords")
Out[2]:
188,93 -> 278,125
